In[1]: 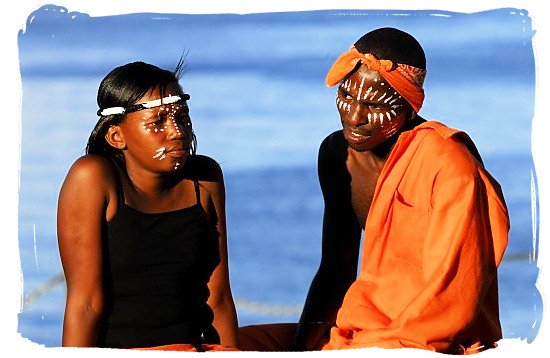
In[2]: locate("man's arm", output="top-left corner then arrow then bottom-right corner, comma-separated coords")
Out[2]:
291,132 -> 362,350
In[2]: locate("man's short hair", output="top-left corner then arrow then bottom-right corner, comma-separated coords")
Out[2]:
354,27 -> 426,70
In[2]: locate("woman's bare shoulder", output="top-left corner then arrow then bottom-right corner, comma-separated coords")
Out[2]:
61,154 -> 118,196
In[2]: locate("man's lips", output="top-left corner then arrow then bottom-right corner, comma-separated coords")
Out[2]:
344,127 -> 373,143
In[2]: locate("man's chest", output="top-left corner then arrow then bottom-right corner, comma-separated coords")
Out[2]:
347,150 -> 386,228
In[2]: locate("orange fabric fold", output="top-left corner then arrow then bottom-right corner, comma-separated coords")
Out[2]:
325,46 -> 427,113
322,121 -> 509,354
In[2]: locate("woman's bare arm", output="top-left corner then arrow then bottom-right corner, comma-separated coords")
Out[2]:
57,155 -> 115,347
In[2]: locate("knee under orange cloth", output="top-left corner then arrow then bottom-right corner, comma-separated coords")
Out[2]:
132,343 -> 240,352
238,323 -> 330,351
238,323 -> 297,351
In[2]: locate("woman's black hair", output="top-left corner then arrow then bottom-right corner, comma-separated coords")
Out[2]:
354,27 -> 426,70
86,56 -> 196,167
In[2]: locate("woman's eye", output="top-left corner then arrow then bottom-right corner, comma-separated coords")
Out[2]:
144,118 -> 165,128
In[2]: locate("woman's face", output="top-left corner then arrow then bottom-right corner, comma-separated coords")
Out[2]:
336,64 -> 412,152
116,82 -> 193,173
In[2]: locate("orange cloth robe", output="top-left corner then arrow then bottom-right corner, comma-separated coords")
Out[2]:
323,121 -> 509,354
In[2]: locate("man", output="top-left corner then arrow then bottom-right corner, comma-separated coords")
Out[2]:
291,27 -> 509,354
239,27 -> 509,354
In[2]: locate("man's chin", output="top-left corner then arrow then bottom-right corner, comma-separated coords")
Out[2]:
347,141 -> 374,152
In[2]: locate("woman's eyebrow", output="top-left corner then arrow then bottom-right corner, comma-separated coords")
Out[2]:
141,112 -> 165,122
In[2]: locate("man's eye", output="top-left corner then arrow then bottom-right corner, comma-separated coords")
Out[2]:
339,91 -> 353,100
366,103 -> 385,111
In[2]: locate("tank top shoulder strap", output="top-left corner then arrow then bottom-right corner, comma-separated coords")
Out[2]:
107,159 -> 126,206
193,180 -> 202,207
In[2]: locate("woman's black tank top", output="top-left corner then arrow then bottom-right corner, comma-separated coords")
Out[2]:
98,180 -> 221,348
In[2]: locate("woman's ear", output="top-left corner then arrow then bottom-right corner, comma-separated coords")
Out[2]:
105,125 -> 126,150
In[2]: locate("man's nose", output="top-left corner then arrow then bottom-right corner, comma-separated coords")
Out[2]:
346,104 -> 368,127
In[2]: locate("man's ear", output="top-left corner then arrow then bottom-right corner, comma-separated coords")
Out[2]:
105,125 -> 126,150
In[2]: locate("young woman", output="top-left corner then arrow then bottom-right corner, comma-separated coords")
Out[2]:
57,60 -> 239,351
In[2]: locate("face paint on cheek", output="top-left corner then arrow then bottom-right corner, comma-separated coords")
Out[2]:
336,96 -> 351,113
380,124 -> 400,137
369,89 -> 379,101
363,86 -> 372,100
383,90 -> 397,104
153,147 -> 167,160
336,98 -> 343,110
380,99 -> 407,137
389,92 -> 403,107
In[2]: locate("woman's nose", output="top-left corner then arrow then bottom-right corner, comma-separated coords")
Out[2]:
165,118 -> 186,139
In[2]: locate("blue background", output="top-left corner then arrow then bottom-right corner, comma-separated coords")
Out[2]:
16,5 -> 541,347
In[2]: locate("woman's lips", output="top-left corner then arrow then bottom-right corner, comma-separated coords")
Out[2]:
166,146 -> 189,158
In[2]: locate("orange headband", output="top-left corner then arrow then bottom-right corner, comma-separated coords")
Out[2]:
325,46 -> 427,113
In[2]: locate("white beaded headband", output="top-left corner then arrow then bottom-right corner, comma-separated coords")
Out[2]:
97,94 -> 190,116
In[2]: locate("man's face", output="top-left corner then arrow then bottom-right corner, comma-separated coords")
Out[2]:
336,64 -> 411,152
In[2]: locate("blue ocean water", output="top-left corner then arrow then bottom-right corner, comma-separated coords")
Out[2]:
16,5 -> 541,347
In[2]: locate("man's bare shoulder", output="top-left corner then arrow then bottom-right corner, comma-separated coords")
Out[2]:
320,130 -> 345,151
319,130 -> 350,169
182,154 -> 223,183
